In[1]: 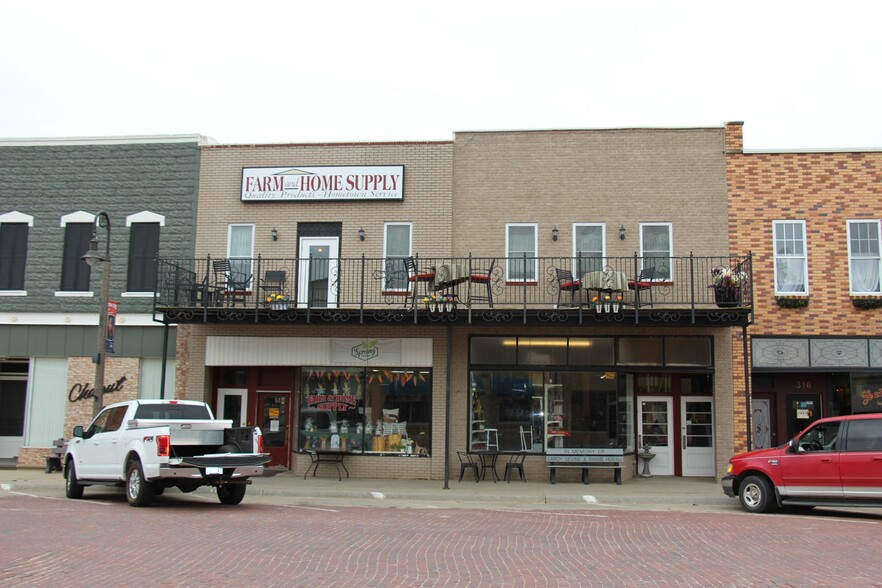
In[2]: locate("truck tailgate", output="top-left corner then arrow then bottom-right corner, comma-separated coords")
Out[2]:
179,453 -> 272,468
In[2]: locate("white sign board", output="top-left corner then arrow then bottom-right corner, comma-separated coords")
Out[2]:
241,166 -> 404,201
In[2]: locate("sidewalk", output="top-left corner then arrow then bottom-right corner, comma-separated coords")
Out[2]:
0,466 -> 733,511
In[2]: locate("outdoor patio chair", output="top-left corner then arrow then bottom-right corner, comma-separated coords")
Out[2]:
628,267 -> 655,308
554,267 -> 582,307
457,451 -> 479,482
468,258 -> 496,308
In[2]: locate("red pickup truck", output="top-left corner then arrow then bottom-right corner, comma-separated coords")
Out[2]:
722,413 -> 882,513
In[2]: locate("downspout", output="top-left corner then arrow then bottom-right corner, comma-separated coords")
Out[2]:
742,324 -> 752,451
160,322 -> 170,399
443,323 -> 452,489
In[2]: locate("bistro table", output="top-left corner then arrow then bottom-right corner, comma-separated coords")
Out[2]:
303,449 -> 350,481
468,449 -> 501,482
434,262 -> 470,302
582,270 -> 629,302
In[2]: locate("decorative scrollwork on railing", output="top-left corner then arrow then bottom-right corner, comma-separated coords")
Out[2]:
590,311 -> 626,323
647,310 -> 685,322
374,310 -> 407,322
267,310 -> 299,322
536,310 -> 570,322
216,309 -> 248,321
475,310 -> 515,322
165,310 -> 197,322
426,309 -> 461,322
318,310 -> 353,322
706,310 -> 742,323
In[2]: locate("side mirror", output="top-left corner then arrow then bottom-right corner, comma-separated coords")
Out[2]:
73,425 -> 85,439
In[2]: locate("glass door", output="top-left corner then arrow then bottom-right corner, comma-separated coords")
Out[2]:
297,237 -> 339,308
258,391 -> 290,468
637,396 -> 673,476
681,397 -> 714,477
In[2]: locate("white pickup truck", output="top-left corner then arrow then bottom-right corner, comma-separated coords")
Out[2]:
64,399 -> 271,507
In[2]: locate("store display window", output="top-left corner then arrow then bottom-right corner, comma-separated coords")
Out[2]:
299,366 -> 431,455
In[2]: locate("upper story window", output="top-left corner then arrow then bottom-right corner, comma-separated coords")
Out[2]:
227,224 -> 255,288
126,212 -> 165,294
59,211 -> 95,293
848,220 -> 881,295
639,223 -> 672,280
384,222 -> 412,291
574,224 -> 605,276
506,223 -> 537,282
773,220 -> 808,295
0,211 -> 33,293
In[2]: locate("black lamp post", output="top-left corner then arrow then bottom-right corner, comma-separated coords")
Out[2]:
82,212 -> 111,418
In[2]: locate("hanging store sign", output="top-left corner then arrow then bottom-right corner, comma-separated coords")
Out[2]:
241,165 -> 404,201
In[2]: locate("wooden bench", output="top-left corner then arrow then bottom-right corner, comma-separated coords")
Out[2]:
546,448 -> 623,485
45,438 -> 66,473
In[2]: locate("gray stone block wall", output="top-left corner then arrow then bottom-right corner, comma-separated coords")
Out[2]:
0,141 -> 201,313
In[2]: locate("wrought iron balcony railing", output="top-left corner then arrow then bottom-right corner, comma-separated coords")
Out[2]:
154,254 -> 752,326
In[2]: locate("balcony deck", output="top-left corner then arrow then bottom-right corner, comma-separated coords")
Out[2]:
153,255 -> 753,328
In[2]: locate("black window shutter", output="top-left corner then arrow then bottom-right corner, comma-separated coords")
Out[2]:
127,223 -> 160,291
0,223 -> 28,290
60,224 -> 93,292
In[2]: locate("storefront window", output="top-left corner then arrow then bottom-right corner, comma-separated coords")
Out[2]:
469,369 -> 633,453
850,373 -> 882,413
299,367 -> 431,455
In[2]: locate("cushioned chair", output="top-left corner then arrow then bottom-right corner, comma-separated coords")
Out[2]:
555,268 -> 582,307
468,258 -> 496,308
628,267 -> 656,308
404,256 -> 435,304
457,451 -> 479,482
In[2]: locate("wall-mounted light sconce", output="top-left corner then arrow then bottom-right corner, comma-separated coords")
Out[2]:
619,225 -> 626,240
358,227 -> 365,241
552,225 -> 559,241
271,227 -> 278,241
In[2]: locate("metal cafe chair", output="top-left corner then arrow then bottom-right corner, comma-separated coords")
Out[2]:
554,267 -> 583,307
468,258 -> 496,308
457,451 -> 479,482
628,266 -> 656,308
504,453 -> 527,483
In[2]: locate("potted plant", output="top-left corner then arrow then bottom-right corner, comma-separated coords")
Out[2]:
592,295 -> 602,313
265,293 -> 289,310
612,293 -> 622,313
711,266 -> 747,308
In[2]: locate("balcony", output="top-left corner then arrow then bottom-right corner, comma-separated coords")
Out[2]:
153,254 -> 753,328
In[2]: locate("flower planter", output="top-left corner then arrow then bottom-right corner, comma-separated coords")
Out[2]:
714,286 -> 741,308
612,302 -> 620,313
594,303 -> 603,314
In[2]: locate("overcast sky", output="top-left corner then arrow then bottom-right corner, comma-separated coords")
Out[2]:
1,1 -> 879,150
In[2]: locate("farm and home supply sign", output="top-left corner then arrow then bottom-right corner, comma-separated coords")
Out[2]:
241,166 -> 404,201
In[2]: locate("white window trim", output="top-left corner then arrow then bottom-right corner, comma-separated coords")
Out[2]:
126,211 -> 166,227
0,211 -> 34,226
772,220 -> 809,296
121,291 -> 158,298
227,224 -> 255,258
572,223 -> 606,268
0,291 -> 27,296
847,219 -> 882,296
54,291 -> 95,297
505,223 -> 538,282
60,211 -> 95,226
383,222 -> 413,293
639,222 -> 673,280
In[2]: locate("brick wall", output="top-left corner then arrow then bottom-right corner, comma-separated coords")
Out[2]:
726,123 -> 882,450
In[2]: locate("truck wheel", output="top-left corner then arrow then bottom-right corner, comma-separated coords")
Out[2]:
126,459 -> 155,507
739,475 -> 777,513
217,483 -> 247,505
65,461 -> 84,499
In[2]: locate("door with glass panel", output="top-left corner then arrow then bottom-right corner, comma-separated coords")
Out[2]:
297,237 -> 339,308
217,388 -> 248,428
680,396 -> 714,477
258,391 -> 290,468
637,396 -> 673,476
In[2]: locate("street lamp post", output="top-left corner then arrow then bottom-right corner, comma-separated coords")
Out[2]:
82,211 -> 111,418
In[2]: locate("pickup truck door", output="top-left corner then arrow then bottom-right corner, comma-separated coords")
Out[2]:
75,406 -> 129,479
778,420 -> 843,499
840,418 -> 882,501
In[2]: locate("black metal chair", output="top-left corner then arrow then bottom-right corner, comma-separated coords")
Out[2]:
457,451 -> 479,482
554,268 -> 582,307
468,258 -> 496,308
628,267 -> 655,308
261,270 -> 287,304
213,259 -> 251,307
504,453 -> 527,483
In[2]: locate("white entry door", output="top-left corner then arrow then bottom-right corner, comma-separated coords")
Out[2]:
217,388 -> 248,427
298,237 -> 339,309
638,396 -> 673,476
681,396 -> 715,477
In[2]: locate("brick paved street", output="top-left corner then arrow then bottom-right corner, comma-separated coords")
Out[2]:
2,489 -> 882,587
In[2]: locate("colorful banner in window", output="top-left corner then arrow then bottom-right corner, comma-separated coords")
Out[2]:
105,300 -> 118,354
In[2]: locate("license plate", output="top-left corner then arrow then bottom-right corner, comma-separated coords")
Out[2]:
206,467 -> 223,475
